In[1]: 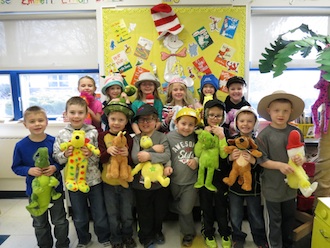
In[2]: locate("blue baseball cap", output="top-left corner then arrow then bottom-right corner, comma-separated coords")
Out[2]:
201,74 -> 219,91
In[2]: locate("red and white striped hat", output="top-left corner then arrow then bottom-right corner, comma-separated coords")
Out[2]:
151,3 -> 184,39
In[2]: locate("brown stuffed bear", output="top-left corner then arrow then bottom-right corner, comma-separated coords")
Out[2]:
104,131 -> 133,188
223,136 -> 262,191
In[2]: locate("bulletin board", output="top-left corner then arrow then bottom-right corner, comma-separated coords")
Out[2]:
102,6 -> 246,101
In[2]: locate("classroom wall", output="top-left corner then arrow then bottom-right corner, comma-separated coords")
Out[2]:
1,0 -> 330,193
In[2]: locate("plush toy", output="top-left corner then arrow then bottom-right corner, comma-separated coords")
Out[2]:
223,135 -> 262,191
196,94 -> 213,126
104,131 -> 133,188
26,147 -> 62,216
194,129 -> 220,191
131,136 -> 170,189
225,108 -> 239,136
285,130 -> 318,197
60,130 -> 100,193
80,91 -> 94,124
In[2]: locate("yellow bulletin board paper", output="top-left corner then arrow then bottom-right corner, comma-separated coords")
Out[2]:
102,6 -> 246,100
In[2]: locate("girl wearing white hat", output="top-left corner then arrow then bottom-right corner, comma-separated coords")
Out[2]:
131,72 -> 163,134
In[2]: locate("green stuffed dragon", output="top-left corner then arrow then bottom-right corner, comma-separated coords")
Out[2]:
26,147 -> 62,217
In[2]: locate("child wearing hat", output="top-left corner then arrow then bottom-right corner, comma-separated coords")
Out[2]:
161,77 -> 195,133
199,99 -> 232,248
130,104 -> 171,248
255,90 -> 306,248
165,107 -> 199,247
101,74 -> 131,131
227,106 -> 268,248
196,74 -> 220,109
224,76 -> 251,137
98,101 -> 137,248
131,72 -> 163,135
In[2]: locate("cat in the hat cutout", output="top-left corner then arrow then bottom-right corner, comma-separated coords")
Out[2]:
161,34 -> 187,83
285,130 -> 318,198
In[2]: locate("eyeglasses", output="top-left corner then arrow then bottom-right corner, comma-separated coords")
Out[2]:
207,114 -> 223,120
138,118 -> 156,123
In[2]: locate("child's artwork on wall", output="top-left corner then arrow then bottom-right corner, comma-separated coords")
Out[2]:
102,5 -> 246,100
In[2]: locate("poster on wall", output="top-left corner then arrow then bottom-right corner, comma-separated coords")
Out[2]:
102,5 -> 246,100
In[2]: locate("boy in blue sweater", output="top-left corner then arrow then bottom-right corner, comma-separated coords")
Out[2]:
12,106 -> 70,248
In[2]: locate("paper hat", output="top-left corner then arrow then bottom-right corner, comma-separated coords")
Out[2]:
169,76 -> 194,88
151,3 -> 184,39
286,130 -> 304,150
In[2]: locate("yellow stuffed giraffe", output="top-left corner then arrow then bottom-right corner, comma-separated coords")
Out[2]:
131,136 -> 170,189
60,130 -> 100,193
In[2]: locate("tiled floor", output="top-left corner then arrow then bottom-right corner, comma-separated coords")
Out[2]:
0,198 -> 261,248
0,198 -> 312,248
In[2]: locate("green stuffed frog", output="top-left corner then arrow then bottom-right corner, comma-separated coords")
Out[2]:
194,129 -> 225,192
26,147 -> 62,216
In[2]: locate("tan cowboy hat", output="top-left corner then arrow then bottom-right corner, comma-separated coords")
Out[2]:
257,90 -> 305,122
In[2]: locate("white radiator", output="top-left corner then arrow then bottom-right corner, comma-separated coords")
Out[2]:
0,136 -> 27,192
0,137 -> 23,179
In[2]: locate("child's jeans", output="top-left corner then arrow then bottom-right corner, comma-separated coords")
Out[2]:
32,194 -> 70,248
103,183 -> 134,244
199,186 -> 231,239
229,192 -> 267,246
69,183 -> 110,245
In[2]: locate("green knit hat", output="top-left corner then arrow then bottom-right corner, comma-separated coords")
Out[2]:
103,100 -> 134,120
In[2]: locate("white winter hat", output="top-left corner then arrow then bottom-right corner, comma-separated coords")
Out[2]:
234,106 -> 259,132
151,3 -> 184,39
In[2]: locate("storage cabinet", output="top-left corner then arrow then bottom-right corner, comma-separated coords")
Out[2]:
312,197 -> 330,247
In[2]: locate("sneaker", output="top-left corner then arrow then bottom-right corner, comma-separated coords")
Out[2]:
102,241 -> 111,247
123,237 -> 137,248
112,243 -> 123,248
205,237 -> 217,248
144,241 -> 155,248
233,240 -> 244,248
221,236 -> 232,248
76,241 -> 92,248
182,234 -> 195,247
154,232 -> 165,244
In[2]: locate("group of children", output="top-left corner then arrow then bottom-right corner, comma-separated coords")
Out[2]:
11,72 -> 307,248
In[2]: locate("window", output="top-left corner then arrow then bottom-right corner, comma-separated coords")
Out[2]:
248,14 -> 329,120
249,69 -> 320,118
19,72 -> 100,119
0,74 -> 13,119
0,12 -> 98,120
